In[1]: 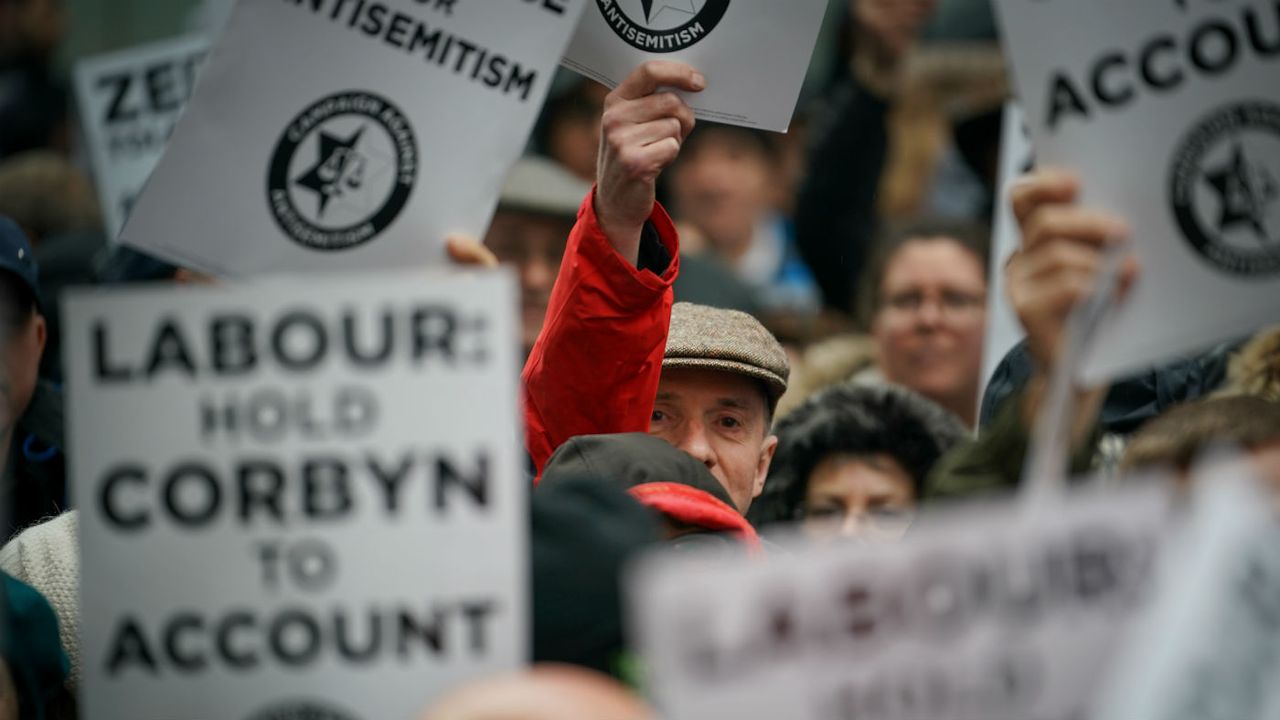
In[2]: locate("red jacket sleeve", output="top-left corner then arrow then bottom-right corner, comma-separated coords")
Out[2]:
522,188 -> 680,480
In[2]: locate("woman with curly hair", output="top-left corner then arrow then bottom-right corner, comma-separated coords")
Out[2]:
747,382 -> 966,542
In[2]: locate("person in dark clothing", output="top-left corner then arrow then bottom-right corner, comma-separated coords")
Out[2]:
0,218 -> 63,539
0,0 -> 71,160
794,0 -> 936,316
0,571 -> 68,720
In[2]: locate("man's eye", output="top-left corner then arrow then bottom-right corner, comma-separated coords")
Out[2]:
651,410 -> 666,423
718,416 -> 742,429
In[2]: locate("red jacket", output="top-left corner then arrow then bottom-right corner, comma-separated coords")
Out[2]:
522,189 -> 680,480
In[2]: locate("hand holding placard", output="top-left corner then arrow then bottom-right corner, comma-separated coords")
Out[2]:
594,61 -> 702,265
1006,170 -> 1137,371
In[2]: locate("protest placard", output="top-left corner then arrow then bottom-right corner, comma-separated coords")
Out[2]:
64,270 -> 525,719
561,0 -> 830,132
978,102 -> 1032,408
992,0 -> 1280,385
120,0 -> 585,278
1094,458 -> 1280,720
630,482 -> 1173,720
74,35 -> 211,241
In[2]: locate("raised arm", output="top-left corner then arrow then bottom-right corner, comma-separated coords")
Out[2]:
523,62 -> 703,479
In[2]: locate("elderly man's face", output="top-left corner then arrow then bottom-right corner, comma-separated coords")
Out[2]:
0,283 -> 45,438
648,367 -> 777,513
484,210 -> 572,354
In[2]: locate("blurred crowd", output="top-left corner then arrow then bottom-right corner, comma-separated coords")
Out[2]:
2,0 -> 1279,718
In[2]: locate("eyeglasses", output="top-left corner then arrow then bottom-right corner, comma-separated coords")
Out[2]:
880,289 -> 986,321
803,505 -> 916,542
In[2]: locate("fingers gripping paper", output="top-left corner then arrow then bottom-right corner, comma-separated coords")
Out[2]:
561,0 -> 829,132
120,0 -> 585,277
993,0 -> 1280,385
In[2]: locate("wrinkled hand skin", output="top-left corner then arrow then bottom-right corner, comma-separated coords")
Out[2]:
594,60 -> 703,266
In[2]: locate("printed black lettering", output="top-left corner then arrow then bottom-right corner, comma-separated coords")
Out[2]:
1091,52 -> 1134,107
164,613 -> 207,672
435,451 -> 488,511
210,314 -> 257,375
269,610 -> 323,667
93,321 -> 134,382
98,72 -> 136,123
106,617 -> 159,676
100,464 -> 150,531
146,319 -> 198,379
302,457 -> 354,519
237,460 -> 287,524
163,464 -> 223,528
1189,20 -> 1240,75
271,312 -> 328,371
1046,72 -> 1090,131
217,610 -> 259,669
1139,36 -> 1185,90
144,61 -> 182,113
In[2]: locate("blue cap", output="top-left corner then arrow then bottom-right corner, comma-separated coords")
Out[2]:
0,216 -> 41,305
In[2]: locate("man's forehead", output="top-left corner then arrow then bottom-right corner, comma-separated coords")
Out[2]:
656,368 -> 766,409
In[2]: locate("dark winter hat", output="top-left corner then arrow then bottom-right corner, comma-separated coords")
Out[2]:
531,473 -> 663,676
664,302 -> 790,409
1,571 -> 69,720
542,434 -> 762,550
0,215 -> 41,305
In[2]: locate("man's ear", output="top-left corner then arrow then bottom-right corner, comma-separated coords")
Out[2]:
753,434 -> 779,500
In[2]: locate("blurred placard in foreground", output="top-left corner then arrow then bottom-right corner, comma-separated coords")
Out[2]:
630,483 -> 1173,720
122,0 -> 584,277
65,270 -> 525,719
993,0 -> 1280,384
1095,458 -> 1280,720
74,35 -> 210,241
561,0 -> 829,132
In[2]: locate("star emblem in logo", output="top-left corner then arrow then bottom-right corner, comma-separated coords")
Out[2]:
639,0 -> 697,23
294,126 -> 369,218
1203,140 -> 1277,242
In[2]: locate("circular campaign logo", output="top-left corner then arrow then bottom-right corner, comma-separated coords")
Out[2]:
245,700 -> 362,720
267,90 -> 418,252
1169,101 -> 1280,277
599,0 -> 730,52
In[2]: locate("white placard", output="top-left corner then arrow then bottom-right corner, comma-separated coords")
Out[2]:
631,482 -> 1173,720
121,0 -> 586,278
993,0 -> 1280,385
978,102 -> 1032,411
74,35 -> 211,242
65,270 -> 525,719
561,0 -> 829,132
1094,458 -> 1280,720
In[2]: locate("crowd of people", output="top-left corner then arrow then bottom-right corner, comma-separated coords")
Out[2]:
2,0 -> 1279,717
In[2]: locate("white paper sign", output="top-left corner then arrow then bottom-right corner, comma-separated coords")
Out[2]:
562,0 -> 829,132
631,483 -> 1173,720
993,0 -> 1280,385
65,270 -> 525,719
978,102 -> 1033,409
1094,459 -> 1280,720
121,0 -> 586,278
74,35 -> 211,241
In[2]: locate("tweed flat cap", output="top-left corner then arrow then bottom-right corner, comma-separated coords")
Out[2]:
664,302 -> 790,404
